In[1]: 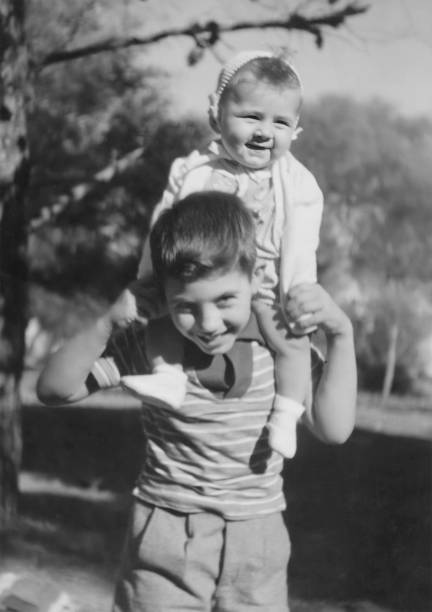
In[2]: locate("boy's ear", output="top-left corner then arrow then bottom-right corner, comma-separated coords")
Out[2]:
208,94 -> 220,133
251,263 -> 265,294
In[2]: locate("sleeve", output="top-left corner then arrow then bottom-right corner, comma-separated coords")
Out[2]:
88,323 -> 150,391
137,156 -> 185,279
134,155 -> 191,317
137,153 -> 198,280
136,151 -> 209,318
291,168 -> 324,287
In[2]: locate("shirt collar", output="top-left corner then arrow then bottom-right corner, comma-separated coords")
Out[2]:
237,313 -> 265,343
182,314 -> 265,398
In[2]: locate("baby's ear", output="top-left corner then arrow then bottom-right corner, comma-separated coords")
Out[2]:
251,263 -> 266,294
292,125 -> 303,141
208,93 -> 220,133
291,116 -> 303,141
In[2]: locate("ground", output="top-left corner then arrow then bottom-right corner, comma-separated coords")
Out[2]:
1,386 -> 431,612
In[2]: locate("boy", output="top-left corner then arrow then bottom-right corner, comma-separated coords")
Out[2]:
37,192 -> 356,612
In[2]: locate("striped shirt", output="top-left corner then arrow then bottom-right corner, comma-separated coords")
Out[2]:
91,318 -> 286,520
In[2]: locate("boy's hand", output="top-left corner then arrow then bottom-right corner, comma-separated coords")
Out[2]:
127,278 -> 165,322
108,289 -> 140,328
286,284 -> 352,338
108,278 -> 164,328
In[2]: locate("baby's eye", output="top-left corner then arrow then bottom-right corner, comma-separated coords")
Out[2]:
217,295 -> 236,307
275,119 -> 291,127
241,114 -> 259,121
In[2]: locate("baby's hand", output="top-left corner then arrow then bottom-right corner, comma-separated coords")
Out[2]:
286,284 -> 352,338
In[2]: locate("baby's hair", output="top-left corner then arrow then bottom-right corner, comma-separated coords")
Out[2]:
150,191 -> 257,285
227,56 -> 301,93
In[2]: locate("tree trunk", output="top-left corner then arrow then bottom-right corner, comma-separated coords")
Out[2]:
381,322 -> 399,403
0,0 -> 29,531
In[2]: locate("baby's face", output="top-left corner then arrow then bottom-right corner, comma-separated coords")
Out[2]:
216,73 -> 301,170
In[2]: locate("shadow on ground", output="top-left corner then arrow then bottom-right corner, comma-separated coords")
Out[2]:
285,428 -> 431,611
9,405 -> 432,611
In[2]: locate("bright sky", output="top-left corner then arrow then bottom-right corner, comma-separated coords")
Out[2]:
139,0 -> 432,120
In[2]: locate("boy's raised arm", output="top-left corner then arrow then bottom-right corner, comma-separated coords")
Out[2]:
37,313 -> 113,405
286,284 -> 357,444
308,315 -> 356,443
37,290 -> 137,405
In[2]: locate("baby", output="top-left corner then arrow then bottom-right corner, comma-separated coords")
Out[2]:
124,50 -> 323,459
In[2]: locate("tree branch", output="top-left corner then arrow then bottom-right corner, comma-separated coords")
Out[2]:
38,2 -> 369,68
29,147 -> 145,231
29,2 -> 369,230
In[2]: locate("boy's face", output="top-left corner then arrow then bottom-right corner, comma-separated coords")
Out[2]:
216,72 -> 301,170
164,266 -> 261,355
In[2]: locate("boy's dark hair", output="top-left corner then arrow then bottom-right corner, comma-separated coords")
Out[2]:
150,191 -> 257,285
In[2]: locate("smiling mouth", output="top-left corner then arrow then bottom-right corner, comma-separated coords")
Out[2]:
198,333 -> 222,342
197,331 -> 228,343
246,143 -> 271,151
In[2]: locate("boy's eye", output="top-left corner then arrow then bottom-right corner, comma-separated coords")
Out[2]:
174,303 -> 193,314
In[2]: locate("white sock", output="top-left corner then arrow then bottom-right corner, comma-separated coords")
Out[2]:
267,395 -> 305,458
121,364 -> 187,409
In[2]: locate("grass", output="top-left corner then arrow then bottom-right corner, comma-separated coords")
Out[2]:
1,392 -> 431,612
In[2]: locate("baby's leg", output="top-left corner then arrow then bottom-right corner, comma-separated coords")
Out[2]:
253,300 -> 311,458
121,317 -> 187,409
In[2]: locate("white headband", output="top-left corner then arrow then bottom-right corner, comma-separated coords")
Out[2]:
209,50 -> 303,121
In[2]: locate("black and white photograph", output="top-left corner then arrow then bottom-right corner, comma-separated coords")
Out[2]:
0,1 -> 431,610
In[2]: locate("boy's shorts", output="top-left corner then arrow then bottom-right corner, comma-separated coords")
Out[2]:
113,500 -> 291,612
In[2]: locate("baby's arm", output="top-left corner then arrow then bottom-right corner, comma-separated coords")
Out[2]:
137,155 -> 189,279
253,301 -> 310,401
128,155 -> 186,318
286,284 -> 357,444
253,300 -> 310,458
